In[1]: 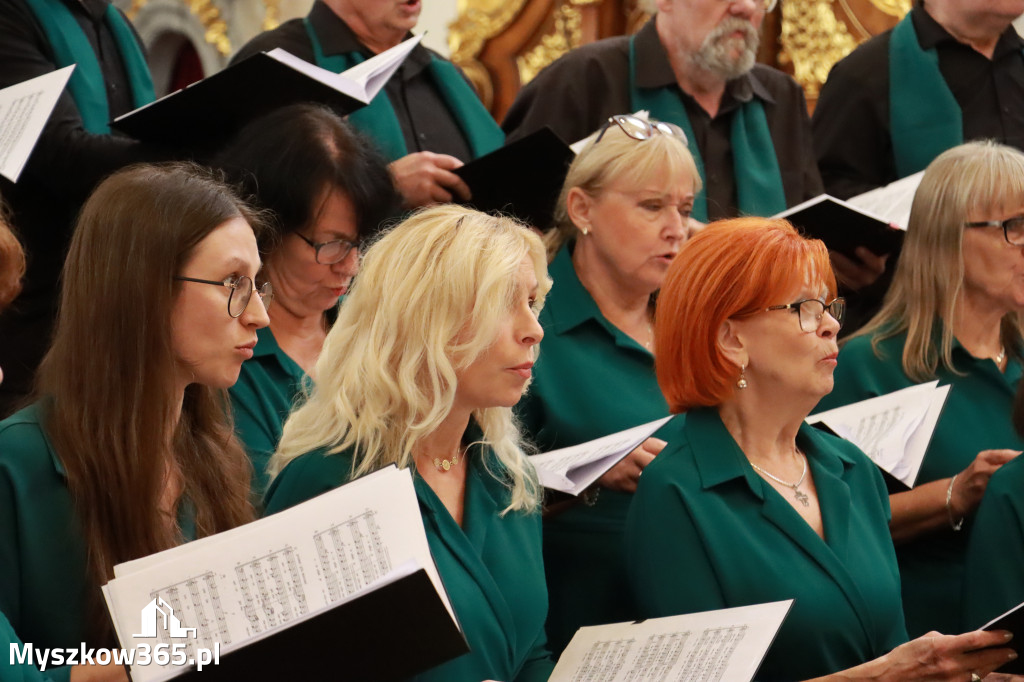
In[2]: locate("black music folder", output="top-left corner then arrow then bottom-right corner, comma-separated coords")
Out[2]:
982,600 -> 1024,674
774,194 -> 905,261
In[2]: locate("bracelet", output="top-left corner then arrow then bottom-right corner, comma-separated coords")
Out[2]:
946,474 -> 964,532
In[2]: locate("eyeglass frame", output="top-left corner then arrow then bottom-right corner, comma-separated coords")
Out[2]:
964,216 -> 1024,247
174,275 -> 274,318
593,114 -> 689,147
293,231 -> 361,265
718,0 -> 777,12
764,297 -> 846,332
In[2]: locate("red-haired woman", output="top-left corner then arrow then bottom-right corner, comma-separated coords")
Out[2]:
625,218 -> 1017,681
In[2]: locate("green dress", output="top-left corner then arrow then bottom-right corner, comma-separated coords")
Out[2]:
229,325 -> 308,495
1,612 -> 51,682
818,330 -> 1023,637
516,244 -> 670,654
263,439 -> 554,682
626,408 -> 907,681
962,454 -> 1024,630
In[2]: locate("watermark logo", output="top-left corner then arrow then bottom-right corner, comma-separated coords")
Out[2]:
134,598 -> 197,639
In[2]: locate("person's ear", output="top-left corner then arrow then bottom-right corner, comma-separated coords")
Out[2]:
717,318 -> 748,370
566,187 -> 595,237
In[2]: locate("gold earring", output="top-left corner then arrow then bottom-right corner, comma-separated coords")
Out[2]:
581,226 -> 590,236
736,364 -> 748,389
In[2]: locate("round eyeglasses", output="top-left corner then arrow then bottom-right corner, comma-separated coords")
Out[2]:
175,275 -> 274,318
964,216 -> 1024,246
593,114 -> 689,147
294,232 -> 361,265
765,297 -> 846,332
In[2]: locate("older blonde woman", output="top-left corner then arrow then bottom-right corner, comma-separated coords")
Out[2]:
817,141 -> 1024,638
515,114 -> 700,652
263,205 -> 554,682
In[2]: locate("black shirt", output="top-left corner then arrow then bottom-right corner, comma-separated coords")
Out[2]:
501,18 -> 823,220
231,1 -> 473,162
813,4 -> 1024,199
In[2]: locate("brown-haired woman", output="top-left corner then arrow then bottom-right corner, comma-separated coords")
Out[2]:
0,163 -> 270,682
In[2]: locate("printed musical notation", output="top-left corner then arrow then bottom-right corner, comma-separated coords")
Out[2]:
314,510 -> 391,602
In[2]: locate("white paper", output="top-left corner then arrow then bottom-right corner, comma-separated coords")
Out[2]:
847,171 -> 925,230
550,600 -> 792,682
102,466 -> 454,682
529,416 -> 672,495
0,66 -> 73,182
772,192 -> 891,226
809,381 -> 950,487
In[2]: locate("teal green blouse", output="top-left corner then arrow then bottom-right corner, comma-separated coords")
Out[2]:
1,612 -> 50,682
229,325 -> 308,495
263,442 -> 553,682
515,244 -> 670,653
962,454 -> 1024,630
818,330 -> 1023,637
626,408 -> 907,681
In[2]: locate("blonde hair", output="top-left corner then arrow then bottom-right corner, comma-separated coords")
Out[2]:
270,205 -> 552,512
547,119 -> 701,257
852,140 -> 1024,380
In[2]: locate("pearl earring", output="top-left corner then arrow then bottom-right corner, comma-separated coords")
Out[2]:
737,364 -> 748,389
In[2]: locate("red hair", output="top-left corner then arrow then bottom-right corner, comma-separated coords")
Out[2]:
655,217 -> 836,412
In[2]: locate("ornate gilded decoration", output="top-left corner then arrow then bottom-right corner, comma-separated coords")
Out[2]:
449,0 -> 529,108
516,0 -> 600,86
126,0 -> 231,57
263,0 -> 282,31
778,0 -> 859,100
867,0 -> 912,16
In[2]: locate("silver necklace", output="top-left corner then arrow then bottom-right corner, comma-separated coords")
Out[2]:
750,452 -> 809,507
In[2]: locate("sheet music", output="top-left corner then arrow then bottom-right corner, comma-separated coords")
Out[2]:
0,66 -> 73,182
550,600 -> 792,682
847,171 -> 924,230
102,466 -> 452,682
529,416 -> 672,495
809,381 -> 949,487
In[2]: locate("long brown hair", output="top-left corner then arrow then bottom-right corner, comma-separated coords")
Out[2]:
36,163 -> 256,633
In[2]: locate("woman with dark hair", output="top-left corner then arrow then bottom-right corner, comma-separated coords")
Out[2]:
0,163 -> 269,682
626,218 -> 1016,681
215,104 -> 399,494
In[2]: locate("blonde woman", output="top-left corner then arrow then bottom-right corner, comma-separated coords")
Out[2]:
515,114 -> 700,652
264,205 -> 554,682
818,141 -> 1024,638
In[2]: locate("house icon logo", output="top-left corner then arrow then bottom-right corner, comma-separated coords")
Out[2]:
133,597 -> 197,639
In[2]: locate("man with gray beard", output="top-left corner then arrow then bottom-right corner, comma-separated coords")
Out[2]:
502,0 -> 822,222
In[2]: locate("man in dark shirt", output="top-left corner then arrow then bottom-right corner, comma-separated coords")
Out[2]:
502,0 -> 823,222
0,0 -> 161,417
814,0 -> 1024,199
233,0 -> 504,208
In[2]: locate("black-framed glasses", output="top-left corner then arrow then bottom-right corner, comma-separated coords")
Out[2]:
175,275 -> 274,318
765,297 -> 846,332
294,232 -> 361,265
964,216 -> 1024,246
594,114 -> 689,147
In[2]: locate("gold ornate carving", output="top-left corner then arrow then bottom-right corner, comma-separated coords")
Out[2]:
867,0 -> 912,16
516,1 -> 586,86
778,0 -> 858,100
263,0 -> 282,31
126,0 -> 231,57
449,0 -> 529,108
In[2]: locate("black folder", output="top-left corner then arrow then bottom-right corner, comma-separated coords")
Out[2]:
111,52 -> 372,150
135,568 -> 468,682
775,194 -> 905,261
982,600 -> 1024,674
455,126 -> 575,230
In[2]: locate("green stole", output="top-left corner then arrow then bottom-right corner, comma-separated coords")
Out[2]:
22,0 -> 154,134
888,13 -> 966,178
629,36 -> 786,222
303,17 -> 503,162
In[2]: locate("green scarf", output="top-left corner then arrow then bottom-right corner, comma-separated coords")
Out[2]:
629,36 -> 786,222
888,13 -> 964,178
303,17 -> 503,162
22,0 -> 155,134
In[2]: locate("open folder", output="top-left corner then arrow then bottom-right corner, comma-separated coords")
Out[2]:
808,381 -> 950,492
0,66 -> 73,182
112,36 -> 421,148
550,600 -> 792,682
529,416 -> 672,496
981,600 -> 1024,674
101,466 -> 467,682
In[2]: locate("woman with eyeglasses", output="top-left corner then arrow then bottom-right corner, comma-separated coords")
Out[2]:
264,205 -> 554,682
817,141 -> 1024,639
626,217 -> 1016,682
214,104 -> 399,495
514,114 -> 699,653
0,163 -> 269,682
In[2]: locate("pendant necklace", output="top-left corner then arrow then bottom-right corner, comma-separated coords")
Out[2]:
750,451 -> 809,507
